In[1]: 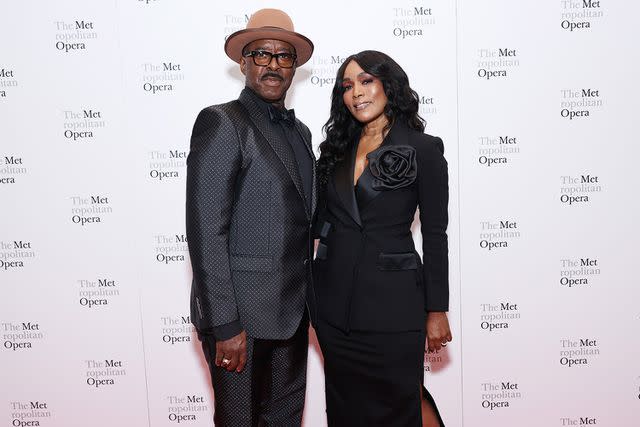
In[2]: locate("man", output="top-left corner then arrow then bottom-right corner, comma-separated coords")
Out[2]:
185,8 -> 316,427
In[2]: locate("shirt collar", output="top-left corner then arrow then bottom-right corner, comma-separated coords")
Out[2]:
242,87 -> 278,117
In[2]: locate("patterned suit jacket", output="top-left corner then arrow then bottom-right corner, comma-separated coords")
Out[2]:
186,89 -> 316,340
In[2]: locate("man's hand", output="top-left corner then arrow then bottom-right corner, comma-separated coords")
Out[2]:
215,330 -> 247,373
426,312 -> 452,353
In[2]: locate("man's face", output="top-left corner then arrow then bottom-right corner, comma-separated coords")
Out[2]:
240,39 -> 297,104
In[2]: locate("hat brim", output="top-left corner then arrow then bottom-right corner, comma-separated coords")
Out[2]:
225,27 -> 314,66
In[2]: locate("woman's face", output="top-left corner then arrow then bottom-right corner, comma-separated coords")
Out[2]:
341,60 -> 388,125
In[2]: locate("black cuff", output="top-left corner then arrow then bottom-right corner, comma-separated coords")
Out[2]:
425,304 -> 449,312
212,320 -> 243,341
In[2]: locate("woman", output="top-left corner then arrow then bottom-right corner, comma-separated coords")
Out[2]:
314,50 -> 452,426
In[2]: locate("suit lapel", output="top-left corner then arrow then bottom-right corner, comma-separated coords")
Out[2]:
333,141 -> 362,227
353,122 -> 409,213
239,91 -> 309,218
294,121 -> 317,217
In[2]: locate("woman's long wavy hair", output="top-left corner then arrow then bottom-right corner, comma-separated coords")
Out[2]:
317,50 -> 425,190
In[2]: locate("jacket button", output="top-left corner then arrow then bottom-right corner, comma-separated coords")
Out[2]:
303,258 -> 309,266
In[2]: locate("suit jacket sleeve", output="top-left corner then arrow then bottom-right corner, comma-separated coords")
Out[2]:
186,106 -> 243,339
417,136 -> 450,312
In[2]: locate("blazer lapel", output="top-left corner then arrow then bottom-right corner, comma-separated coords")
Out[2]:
354,122 -> 409,213
294,121 -> 317,217
333,142 -> 362,227
239,91 -> 309,218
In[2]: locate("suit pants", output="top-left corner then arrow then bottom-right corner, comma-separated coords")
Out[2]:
201,317 -> 308,427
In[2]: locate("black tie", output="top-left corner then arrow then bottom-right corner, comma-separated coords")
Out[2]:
268,105 -> 296,127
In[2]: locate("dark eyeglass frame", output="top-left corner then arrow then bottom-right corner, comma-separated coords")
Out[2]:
242,50 -> 297,68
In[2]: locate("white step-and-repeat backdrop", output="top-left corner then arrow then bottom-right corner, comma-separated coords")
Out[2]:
2,1 -> 639,426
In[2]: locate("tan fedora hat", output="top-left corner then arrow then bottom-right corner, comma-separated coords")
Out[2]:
225,8 -> 314,66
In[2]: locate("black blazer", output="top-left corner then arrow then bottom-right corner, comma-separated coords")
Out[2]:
314,122 -> 448,333
186,89 -> 316,340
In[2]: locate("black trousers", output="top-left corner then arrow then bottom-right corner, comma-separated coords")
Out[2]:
316,318 -> 444,427
201,318 -> 308,427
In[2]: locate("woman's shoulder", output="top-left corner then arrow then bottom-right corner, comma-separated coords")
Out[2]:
401,126 -> 445,157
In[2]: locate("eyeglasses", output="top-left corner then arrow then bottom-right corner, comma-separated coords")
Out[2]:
243,50 -> 297,68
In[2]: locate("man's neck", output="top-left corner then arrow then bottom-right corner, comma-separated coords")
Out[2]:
245,87 -> 286,109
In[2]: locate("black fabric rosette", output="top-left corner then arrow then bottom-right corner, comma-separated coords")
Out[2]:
367,145 -> 417,190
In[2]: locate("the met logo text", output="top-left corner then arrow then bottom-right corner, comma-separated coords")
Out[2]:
0,156 -> 26,184
560,174 -> 602,205
560,417 -> 597,425
560,338 -> 600,367
161,315 -> 193,345
149,149 -> 186,181
167,393 -> 208,423
480,302 -> 521,331
479,220 -> 520,251
481,381 -> 522,410
2,321 -> 44,351
78,278 -> 119,308
478,135 -> 519,167
70,195 -> 112,226
0,240 -> 35,270
54,20 -> 97,53
85,359 -> 126,388
392,6 -> 435,39
477,48 -> 519,80
142,62 -> 184,94
560,0 -> 604,31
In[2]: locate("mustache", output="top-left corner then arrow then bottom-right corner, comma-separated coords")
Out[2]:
261,72 -> 283,81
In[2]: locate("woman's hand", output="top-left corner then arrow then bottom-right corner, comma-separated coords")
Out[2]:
426,312 -> 452,353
